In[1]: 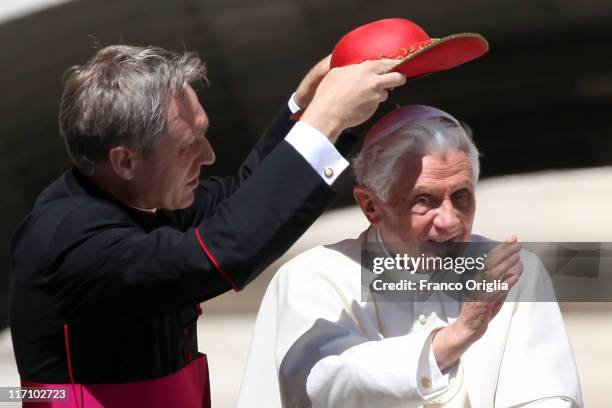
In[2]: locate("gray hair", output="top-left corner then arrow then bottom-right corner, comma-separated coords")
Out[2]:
59,45 -> 208,175
353,117 -> 480,202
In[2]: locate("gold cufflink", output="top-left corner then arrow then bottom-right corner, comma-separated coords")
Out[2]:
324,167 -> 334,178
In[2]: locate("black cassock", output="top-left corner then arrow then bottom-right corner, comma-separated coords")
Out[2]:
9,106 -> 356,385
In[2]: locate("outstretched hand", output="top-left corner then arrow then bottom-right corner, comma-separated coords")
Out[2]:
300,59 -> 407,143
432,235 -> 523,371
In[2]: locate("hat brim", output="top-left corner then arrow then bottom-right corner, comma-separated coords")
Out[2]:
386,33 -> 489,78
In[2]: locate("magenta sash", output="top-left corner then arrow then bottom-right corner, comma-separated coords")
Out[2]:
21,354 -> 210,408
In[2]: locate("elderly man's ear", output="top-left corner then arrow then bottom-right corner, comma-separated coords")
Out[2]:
108,146 -> 139,180
353,185 -> 384,224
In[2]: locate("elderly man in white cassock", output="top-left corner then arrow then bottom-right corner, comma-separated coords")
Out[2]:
237,105 -> 583,408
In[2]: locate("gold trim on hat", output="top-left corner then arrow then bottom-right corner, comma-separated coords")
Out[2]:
382,32 -> 489,74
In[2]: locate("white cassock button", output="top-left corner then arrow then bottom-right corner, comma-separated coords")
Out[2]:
420,376 -> 432,389
418,314 -> 428,325
323,167 -> 334,178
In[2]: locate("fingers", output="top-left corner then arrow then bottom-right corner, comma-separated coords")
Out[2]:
361,59 -> 407,89
303,58 -> 406,134
315,54 -> 332,73
487,252 -> 523,288
489,252 -> 520,277
377,89 -> 389,102
377,71 -> 407,90
364,58 -> 404,73
502,272 -> 521,290
500,259 -> 524,289
486,240 -> 521,271
468,235 -> 523,302
482,236 -> 523,292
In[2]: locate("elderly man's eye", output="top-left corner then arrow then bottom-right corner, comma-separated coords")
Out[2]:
452,189 -> 472,206
415,195 -> 432,206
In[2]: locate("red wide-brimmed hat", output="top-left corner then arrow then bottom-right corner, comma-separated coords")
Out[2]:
331,18 -> 488,79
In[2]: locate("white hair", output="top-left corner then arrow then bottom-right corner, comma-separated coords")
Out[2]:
353,117 -> 480,202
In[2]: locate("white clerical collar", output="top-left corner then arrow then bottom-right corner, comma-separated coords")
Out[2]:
374,225 -> 394,258
127,204 -> 158,214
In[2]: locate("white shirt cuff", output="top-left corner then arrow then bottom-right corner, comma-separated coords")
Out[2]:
288,92 -> 302,114
416,331 -> 456,398
284,121 -> 349,186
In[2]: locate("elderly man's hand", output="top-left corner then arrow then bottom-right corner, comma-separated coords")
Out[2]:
431,236 -> 524,371
462,237 -> 524,304
300,60 -> 407,143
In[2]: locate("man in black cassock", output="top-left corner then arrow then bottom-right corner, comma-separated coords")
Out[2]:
8,45 -> 405,407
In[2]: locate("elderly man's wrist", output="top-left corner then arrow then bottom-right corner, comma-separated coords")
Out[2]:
450,320 -> 484,344
432,322 -> 481,371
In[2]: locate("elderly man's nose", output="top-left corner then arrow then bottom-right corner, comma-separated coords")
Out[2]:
434,201 -> 460,229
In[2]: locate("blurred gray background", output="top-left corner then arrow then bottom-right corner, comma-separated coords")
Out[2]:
0,0 -> 611,406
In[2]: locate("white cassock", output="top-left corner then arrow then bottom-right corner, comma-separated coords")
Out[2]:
237,228 -> 583,407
